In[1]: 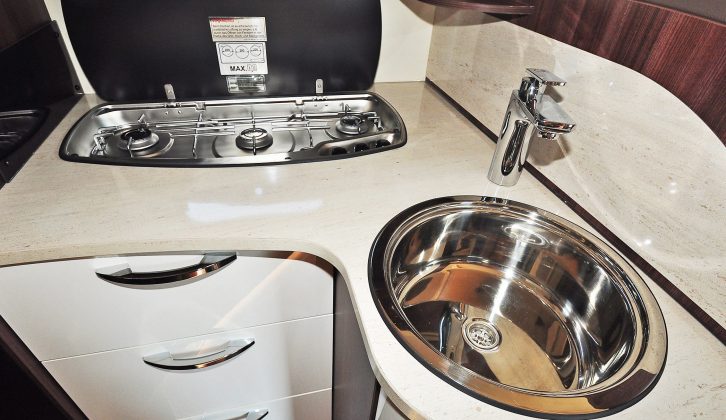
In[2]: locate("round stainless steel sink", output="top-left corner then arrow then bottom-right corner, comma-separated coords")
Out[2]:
369,196 -> 667,418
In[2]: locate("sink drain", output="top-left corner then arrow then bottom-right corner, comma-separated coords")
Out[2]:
463,319 -> 501,352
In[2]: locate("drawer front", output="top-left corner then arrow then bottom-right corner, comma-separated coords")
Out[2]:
43,315 -> 333,420
185,389 -> 331,420
0,253 -> 332,360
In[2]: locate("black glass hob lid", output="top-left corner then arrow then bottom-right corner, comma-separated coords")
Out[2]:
61,0 -> 382,101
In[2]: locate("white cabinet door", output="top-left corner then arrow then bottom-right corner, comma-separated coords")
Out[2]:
44,315 -> 333,420
0,253 -> 332,360
185,389 -> 331,420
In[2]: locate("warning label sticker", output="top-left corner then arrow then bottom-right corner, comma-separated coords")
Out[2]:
209,17 -> 267,42
210,17 -> 268,75
216,42 -> 268,75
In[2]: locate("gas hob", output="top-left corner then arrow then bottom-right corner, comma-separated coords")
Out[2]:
60,93 -> 405,167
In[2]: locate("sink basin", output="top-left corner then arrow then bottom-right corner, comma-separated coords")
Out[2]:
369,196 -> 667,418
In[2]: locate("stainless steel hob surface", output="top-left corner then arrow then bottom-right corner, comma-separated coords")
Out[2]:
60,92 -> 405,166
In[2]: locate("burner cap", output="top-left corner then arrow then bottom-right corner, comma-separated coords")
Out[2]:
336,114 -> 369,135
236,127 -> 273,151
121,127 -> 152,141
118,127 -> 160,151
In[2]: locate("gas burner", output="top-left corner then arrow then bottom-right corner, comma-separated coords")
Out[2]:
118,127 -> 160,151
66,92 -> 405,165
236,127 -> 274,151
335,114 -> 369,135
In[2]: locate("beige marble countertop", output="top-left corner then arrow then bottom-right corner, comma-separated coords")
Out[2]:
426,12 -> 726,329
0,83 -> 723,419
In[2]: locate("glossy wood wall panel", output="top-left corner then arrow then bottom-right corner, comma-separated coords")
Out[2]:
645,0 -> 726,23
506,0 -> 726,143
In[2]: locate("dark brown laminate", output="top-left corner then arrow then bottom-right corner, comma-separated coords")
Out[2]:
333,271 -> 380,420
0,0 -> 50,50
644,0 -> 726,23
501,0 -> 726,144
0,316 -> 86,419
419,0 -> 534,14
426,77 -> 726,345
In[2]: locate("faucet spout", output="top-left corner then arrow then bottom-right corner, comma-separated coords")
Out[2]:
487,69 -> 575,186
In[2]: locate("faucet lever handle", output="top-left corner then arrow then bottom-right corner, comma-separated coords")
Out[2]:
526,68 -> 567,86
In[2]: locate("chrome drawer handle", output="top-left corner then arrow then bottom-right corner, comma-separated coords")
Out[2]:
95,253 -> 236,286
211,409 -> 268,420
243,410 -> 268,420
143,338 -> 254,370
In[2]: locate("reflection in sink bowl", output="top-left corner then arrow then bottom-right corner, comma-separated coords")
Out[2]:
369,196 -> 667,418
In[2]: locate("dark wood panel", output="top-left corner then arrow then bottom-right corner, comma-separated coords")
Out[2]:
0,316 -> 86,419
0,0 -> 50,50
644,0 -> 726,23
0,341 -> 64,419
505,0 -> 726,144
333,271 -> 380,420
426,78 -> 726,345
